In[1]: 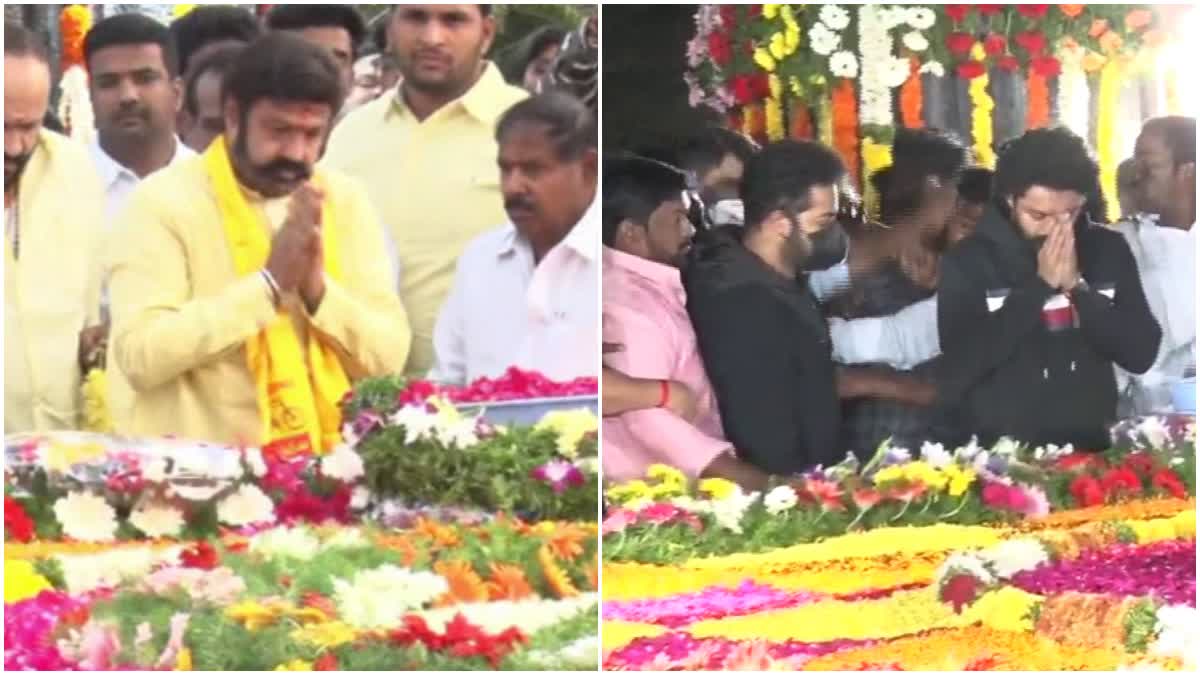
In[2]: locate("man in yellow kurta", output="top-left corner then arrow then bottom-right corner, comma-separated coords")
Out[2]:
4,24 -> 105,433
323,4 -> 527,376
107,34 -> 409,453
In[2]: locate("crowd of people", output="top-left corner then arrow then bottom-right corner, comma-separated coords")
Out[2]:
601,116 -> 1195,490
4,4 -> 599,456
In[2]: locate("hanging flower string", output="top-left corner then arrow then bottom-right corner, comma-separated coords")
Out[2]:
899,58 -> 923,129
766,75 -> 786,141
831,79 -> 860,186
967,44 -> 996,169
1096,58 -> 1125,222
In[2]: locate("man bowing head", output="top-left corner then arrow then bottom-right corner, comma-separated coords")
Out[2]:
108,33 -> 410,454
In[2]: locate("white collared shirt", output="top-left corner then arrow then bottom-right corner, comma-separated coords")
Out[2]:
89,137 -> 195,230
429,198 -> 599,385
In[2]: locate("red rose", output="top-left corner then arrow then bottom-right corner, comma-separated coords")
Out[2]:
956,61 -> 987,80
1030,55 -> 1062,77
946,32 -> 975,56
1152,469 -> 1188,500
977,5 -> 1004,16
180,540 -> 219,570
1122,452 -> 1160,476
1055,453 -> 1108,472
1070,474 -> 1105,507
945,5 -> 970,22
4,495 -> 35,543
941,573 -> 981,613
983,34 -> 1008,56
997,55 -> 1021,72
708,31 -> 732,67
1100,466 -> 1143,497
719,5 -> 737,28
1018,5 -> 1051,19
1015,30 -> 1048,55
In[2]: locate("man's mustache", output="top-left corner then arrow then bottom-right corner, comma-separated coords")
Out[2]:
504,196 -> 536,213
259,158 -> 311,181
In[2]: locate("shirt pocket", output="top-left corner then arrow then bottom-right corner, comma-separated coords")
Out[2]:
986,288 -> 1011,313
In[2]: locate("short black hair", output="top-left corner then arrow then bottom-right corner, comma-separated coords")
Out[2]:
170,5 -> 261,75
742,140 -> 846,229
223,33 -> 345,117
520,25 -> 566,72
495,91 -> 597,161
84,13 -> 179,77
677,126 -> 757,178
4,22 -> 50,63
265,5 -> 368,55
183,42 -> 243,116
369,11 -> 391,54
603,157 -> 686,246
1142,116 -> 1196,166
874,128 -> 970,221
958,167 -> 993,204
994,127 -> 1099,203
394,4 -> 491,17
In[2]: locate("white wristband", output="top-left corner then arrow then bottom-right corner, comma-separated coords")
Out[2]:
260,268 -> 282,307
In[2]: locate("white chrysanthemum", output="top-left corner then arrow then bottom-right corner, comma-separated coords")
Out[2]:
56,546 -> 180,594
440,419 -> 480,449
936,552 -> 995,586
250,525 -> 321,561
763,485 -> 799,516
710,489 -> 759,534
244,448 -> 267,478
819,4 -> 850,30
216,484 -> 275,527
919,442 -> 952,469
907,7 -> 936,30
350,486 -> 371,510
978,539 -> 1050,579
919,60 -> 946,78
1138,416 -> 1171,449
992,437 -> 1021,457
878,6 -> 907,29
320,443 -> 365,483
53,492 -> 118,543
141,458 -> 168,483
390,405 -> 441,443
883,57 -> 912,88
129,501 -> 185,539
809,22 -> 840,56
334,565 -> 448,629
1151,605 -> 1198,668
902,30 -> 929,53
323,528 -> 370,551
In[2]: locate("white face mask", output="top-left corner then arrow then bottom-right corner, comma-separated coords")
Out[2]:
708,199 -> 745,227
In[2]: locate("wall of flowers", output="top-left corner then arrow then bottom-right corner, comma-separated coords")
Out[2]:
685,4 -> 1194,221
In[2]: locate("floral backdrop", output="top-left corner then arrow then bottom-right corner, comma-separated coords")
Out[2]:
685,4 -> 1195,221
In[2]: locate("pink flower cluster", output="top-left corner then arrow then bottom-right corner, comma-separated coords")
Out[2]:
604,632 -> 876,670
979,481 -> 1050,517
603,581 -> 827,627
139,567 -> 246,606
602,503 -> 702,536
4,590 -> 99,670
1012,540 -> 1196,606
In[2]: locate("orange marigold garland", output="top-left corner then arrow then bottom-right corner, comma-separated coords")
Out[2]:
1026,71 -> 1050,129
59,5 -> 92,70
790,103 -> 814,140
831,79 -> 860,187
899,58 -> 923,129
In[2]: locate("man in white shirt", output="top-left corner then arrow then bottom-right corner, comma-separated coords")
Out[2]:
84,14 -> 196,430
431,92 -> 597,384
1116,116 -> 1196,415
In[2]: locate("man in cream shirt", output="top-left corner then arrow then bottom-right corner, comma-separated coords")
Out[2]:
5,24 -> 105,433
323,4 -> 527,376
431,93 -> 597,384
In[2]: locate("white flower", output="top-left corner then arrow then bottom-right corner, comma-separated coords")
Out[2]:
710,488 -> 759,534
250,525 -> 321,561
216,484 -> 275,527
809,22 -> 840,56
763,485 -> 799,515
323,528 -> 370,551
819,4 -> 850,31
878,6 -> 907,29
341,422 -> 361,448
920,442 -> 953,469
53,492 -> 118,543
906,7 -> 936,30
972,451 -> 992,474
389,405 -> 441,443
1151,605 -> 1198,668
936,552 -> 995,586
978,539 -> 1050,580
243,449 -> 267,478
1137,416 -> 1171,449
334,565 -> 448,629
573,457 -> 600,475
350,486 -> 371,510
919,60 -> 946,78
902,30 -> 929,53
992,437 -> 1021,457
440,419 -> 480,449
320,444 -> 365,483
884,57 -> 912,88
669,495 -> 711,515
141,458 -> 168,483
129,501 -> 185,539
885,444 -> 912,465
56,546 -> 179,594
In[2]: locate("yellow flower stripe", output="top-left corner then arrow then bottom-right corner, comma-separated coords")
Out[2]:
969,74 -> 995,169
1096,58 -> 1124,222
963,587 -> 1042,633
601,620 -> 666,652
3,539 -> 179,561
688,587 -> 969,643
4,560 -> 53,604
800,625 -> 1184,671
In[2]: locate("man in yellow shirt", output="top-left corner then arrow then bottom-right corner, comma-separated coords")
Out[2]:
323,4 -> 527,376
4,23 -> 105,434
108,34 -> 410,453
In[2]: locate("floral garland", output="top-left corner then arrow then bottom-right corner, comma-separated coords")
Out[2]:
1056,38 -> 1090,138
899,58 -> 923,129
765,75 -> 785,141
56,5 -> 94,143
968,44 -> 996,168
1096,57 -> 1124,222
831,79 -> 860,183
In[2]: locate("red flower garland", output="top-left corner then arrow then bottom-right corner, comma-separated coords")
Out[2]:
946,32 -> 975,57
831,80 -> 860,187
4,494 -> 35,542
983,34 -> 1008,57
1026,71 -> 1050,128
391,614 -> 527,667
956,61 -> 987,80
1070,474 -> 1106,507
1017,5 -> 1052,19
708,31 -> 732,67
945,5 -> 970,23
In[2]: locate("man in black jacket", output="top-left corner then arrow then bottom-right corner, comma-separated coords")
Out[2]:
685,141 -> 934,475
938,127 -> 1161,450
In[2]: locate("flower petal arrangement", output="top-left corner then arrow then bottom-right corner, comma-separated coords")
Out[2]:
602,427 -> 1196,670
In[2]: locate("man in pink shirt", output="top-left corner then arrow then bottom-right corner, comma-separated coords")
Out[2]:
601,157 -> 770,489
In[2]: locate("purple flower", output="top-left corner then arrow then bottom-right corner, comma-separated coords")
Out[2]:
530,460 -> 584,494
1012,540 -> 1196,606
351,411 -> 384,439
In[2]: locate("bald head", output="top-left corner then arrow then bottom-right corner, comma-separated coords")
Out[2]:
5,23 -> 52,192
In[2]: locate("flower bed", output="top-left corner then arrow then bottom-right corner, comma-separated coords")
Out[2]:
4,371 -> 600,671
601,418 -> 1197,670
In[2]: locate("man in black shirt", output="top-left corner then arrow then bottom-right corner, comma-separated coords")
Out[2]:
938,127 -> 1161,449
685,140 -> 933,476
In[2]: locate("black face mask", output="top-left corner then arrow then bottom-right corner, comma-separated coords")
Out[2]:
801,225 -> 849,272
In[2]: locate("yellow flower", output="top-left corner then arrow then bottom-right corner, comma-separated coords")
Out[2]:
175,648 -> 193,671
44,440 -> 106,473
873,465 -> 906,485
970,42 -> 986,61
753,47 -> 777,73
275,660 -> 313,671
606,479 -> 652,505
768,74 -> 783,100
969,74 -> 995,168
647,482 -> 684,500
646,464 -> 686,488
81,369 -> 113,433
4,560 -> 52,604
535,409 -> 597,459
784,24 -> 801,55
944,465 -> 977,498
1171,510 -> 1196,538
964,587 -> 1042,633
769,32 -> 786,61
290,621 -> 357,649
789,76 -> 805,97
226,600 -> 284,631
762,3 -> 780,20
766,96 -> 785,141
602,620 -> 667,652
698,478 -> 737,500
1128,517 -> 1179,544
